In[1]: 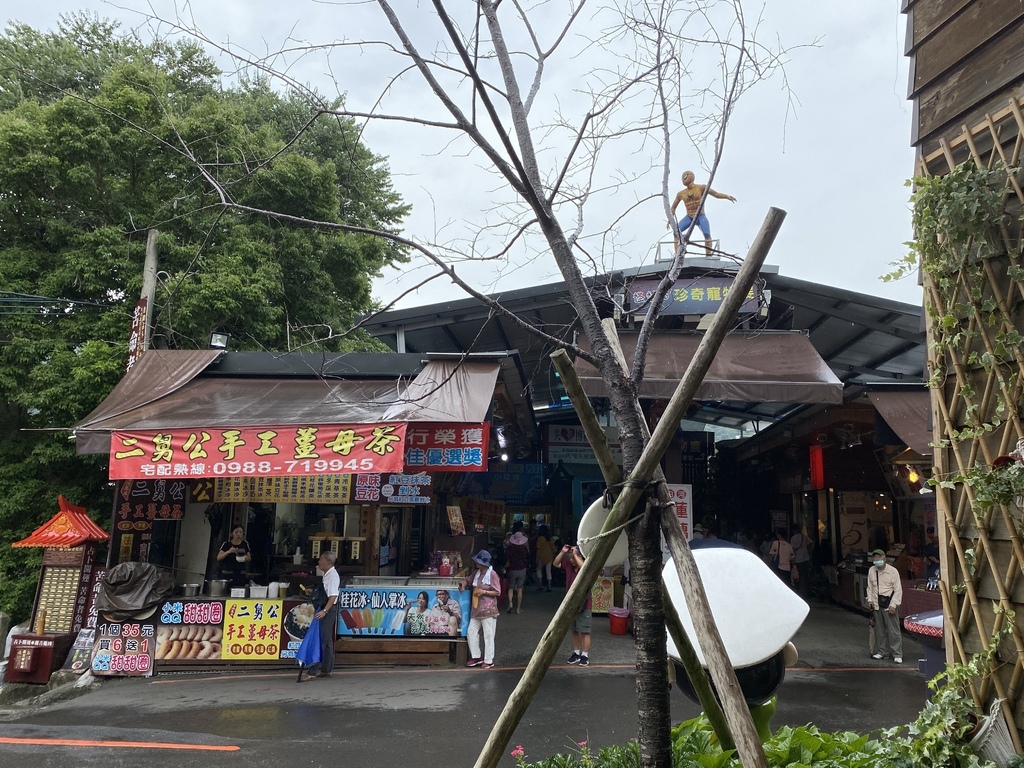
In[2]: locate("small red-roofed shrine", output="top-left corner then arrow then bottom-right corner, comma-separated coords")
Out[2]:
5,496 -> 108,684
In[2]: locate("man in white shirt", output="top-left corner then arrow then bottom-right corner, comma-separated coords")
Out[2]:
866,548 -> 903,664
299,550 -> 340,681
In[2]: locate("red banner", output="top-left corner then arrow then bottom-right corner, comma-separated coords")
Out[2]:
405,423 -> 490,472
108,424 -> 407,479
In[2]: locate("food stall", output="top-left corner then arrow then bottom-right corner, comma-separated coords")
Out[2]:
70,350 -> 530,673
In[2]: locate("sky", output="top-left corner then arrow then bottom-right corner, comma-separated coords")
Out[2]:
3,2 -> 922,310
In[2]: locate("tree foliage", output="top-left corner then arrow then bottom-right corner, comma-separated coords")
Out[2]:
0,13 -> 409,621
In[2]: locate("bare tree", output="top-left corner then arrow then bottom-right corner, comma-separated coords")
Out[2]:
144,1 -> 794,765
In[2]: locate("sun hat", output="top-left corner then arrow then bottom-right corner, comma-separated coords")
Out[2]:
508,532 -> 528,546
472,550 -> 492,566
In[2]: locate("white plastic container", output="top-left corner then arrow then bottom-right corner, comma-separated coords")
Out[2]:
249,585 -> 268,599
267,583 -> 279,599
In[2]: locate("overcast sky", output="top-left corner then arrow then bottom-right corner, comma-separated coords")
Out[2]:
4,2 -> 921,310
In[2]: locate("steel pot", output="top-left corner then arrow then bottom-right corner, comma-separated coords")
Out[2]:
180,583 -> 200,597
207,579 -> 229,597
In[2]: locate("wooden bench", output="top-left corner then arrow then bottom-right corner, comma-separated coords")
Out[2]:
333,637 -> 468,666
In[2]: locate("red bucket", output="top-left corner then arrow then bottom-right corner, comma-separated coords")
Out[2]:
609,607 -> 629,635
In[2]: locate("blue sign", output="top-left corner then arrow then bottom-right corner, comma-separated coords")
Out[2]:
334,586 -> 470,637
629,278 -> 760,316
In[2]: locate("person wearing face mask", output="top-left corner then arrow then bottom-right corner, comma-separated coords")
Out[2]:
866,548 -> 903,663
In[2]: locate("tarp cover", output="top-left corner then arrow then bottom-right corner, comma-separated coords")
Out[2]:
576,331 -> 843,404
868,389 -> 932,456
74,351 -> 501,455
93,562 -> 174,621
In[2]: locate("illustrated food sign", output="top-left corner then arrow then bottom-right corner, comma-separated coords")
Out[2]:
108,424 -> 407,479
155,601 -> 225,662
405,423 -> 490,472
335,587 -> 471,637
222,599 -> 283,660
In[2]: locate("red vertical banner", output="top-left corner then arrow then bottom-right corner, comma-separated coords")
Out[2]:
808,444 -> 825,490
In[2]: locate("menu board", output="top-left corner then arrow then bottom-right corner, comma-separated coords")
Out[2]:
155,600 -> 225,662
90,618 -> 156,677
36,567 -> 81,633
222,599 -> 283,660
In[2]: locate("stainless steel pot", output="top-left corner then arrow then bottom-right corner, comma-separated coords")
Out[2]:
180,583 -> 200,597
207,579 -> 229,597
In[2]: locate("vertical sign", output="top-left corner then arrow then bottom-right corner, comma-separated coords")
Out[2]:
666,484 -> 693,539
446,506 -> 465,536
125,298 -> 147,372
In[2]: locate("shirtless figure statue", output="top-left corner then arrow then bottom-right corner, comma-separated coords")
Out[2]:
670,170 -> 736,256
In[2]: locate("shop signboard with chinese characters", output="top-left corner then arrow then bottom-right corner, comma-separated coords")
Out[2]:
90,615 -> 156,677
112,479 -> 187,564
628,277 -> 760,316
353,473 -> 433,504
211,475 -> 353,504
222,599 -> 283,660
335,587 -> 470,637
405,423 -> 490,472
108,423 -> 407,479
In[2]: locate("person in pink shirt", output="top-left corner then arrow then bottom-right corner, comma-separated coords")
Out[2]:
459,550 -> 501,669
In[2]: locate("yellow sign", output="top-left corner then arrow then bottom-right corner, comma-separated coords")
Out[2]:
222,600 -> 283,660
214,475 -> 352,503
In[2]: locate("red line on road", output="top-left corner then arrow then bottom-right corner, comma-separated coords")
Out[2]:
0,736 -> 239,751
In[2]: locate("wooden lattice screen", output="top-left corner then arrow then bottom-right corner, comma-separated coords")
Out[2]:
918,94 -> 1024,748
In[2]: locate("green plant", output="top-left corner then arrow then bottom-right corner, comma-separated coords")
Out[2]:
880,624 -> 1009,768
956,461 -> 1024,514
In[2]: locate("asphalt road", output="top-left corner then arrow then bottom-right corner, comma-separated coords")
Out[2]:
0,595 -> 932,767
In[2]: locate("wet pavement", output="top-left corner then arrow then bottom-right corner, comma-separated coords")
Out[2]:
0,589 -> 931,767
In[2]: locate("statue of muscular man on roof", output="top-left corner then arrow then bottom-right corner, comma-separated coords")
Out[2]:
670,170 -> 736,256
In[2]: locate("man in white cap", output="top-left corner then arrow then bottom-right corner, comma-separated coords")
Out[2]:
867,548 -> 903,664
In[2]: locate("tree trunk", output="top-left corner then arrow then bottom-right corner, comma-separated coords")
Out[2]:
630,505 -> 672,767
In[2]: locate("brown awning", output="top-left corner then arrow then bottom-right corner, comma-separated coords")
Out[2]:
576,331 -> 843,404
74,351 -> 500,455
868,389 -> 932,456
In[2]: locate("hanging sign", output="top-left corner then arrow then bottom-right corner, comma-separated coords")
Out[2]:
108,424 -> 407,479
404,423 -> 489,472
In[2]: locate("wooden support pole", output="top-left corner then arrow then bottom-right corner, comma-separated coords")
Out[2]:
662,572 -> 734,750
552,350 -> 732,746
473,208 -> 785,768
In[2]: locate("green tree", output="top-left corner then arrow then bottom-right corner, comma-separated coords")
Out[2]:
0,14 -> 409,621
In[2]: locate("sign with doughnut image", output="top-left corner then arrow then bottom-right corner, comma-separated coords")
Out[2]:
154,600 -> 225,662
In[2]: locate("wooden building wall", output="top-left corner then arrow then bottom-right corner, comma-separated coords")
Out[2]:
904,0 -> 1024,746
905,0 -> 1024,160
